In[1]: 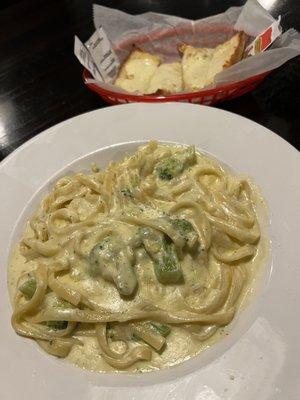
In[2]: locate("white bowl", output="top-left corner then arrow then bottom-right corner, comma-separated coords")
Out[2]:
1,103 -> 299,400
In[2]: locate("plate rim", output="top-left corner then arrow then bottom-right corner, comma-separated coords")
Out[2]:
1,103 -> 299,169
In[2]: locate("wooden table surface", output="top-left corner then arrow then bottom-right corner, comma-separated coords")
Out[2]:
0,0 -> 299,161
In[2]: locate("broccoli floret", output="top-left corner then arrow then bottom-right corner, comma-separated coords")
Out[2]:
46,321 -> 68,330
171,218 -> 198,248
150,322 -> 171,337
89,235 -> 138,296
45,298 -> 71,330
156,241 -> 182,283
172,219 -> 193,235
19,276 -> 37,300
182,145 -> 196,166
106,323 -> 116,339
156,158 -> 184,180
156,146 -> 196,180
141,227 -> 183,284
88,238 -> 112,277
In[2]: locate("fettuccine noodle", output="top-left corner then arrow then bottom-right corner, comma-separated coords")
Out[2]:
9,141 -> 269,372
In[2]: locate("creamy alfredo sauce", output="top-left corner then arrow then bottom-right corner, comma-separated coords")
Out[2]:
9,142 -> 269,373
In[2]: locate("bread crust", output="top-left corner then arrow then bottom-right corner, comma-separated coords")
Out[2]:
223,32 -> 246,68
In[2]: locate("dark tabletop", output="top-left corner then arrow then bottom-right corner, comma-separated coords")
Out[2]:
0,0 -> 299,161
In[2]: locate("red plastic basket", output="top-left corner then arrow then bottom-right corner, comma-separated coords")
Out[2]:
83,69 -> 269,105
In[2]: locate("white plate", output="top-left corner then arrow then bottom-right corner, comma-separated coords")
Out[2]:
0,103 -> 299,400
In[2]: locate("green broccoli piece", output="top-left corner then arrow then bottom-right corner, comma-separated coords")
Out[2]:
46,298 -> 71,330
182,145 -> 196,166
149,322 -> 171,337
172,218 -> 193,233
156,158 -> 184,180
19,276 -> 37,300
141,227 -> 183,284
155,240 -> 182,283
46,321 -> 68,330
171,218 -> 198,247
106,324 -> 116,339
156,146 -> 196,180
89,235 -> 138,296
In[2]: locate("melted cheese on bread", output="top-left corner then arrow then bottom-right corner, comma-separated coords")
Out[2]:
180,32 -> 245,91
114,32 -> 245,95
146,63 -> 183,95
114,49 -> 161,94
180,45 -> 214,91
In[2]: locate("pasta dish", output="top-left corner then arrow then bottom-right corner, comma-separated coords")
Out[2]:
9,141 -> 268,372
